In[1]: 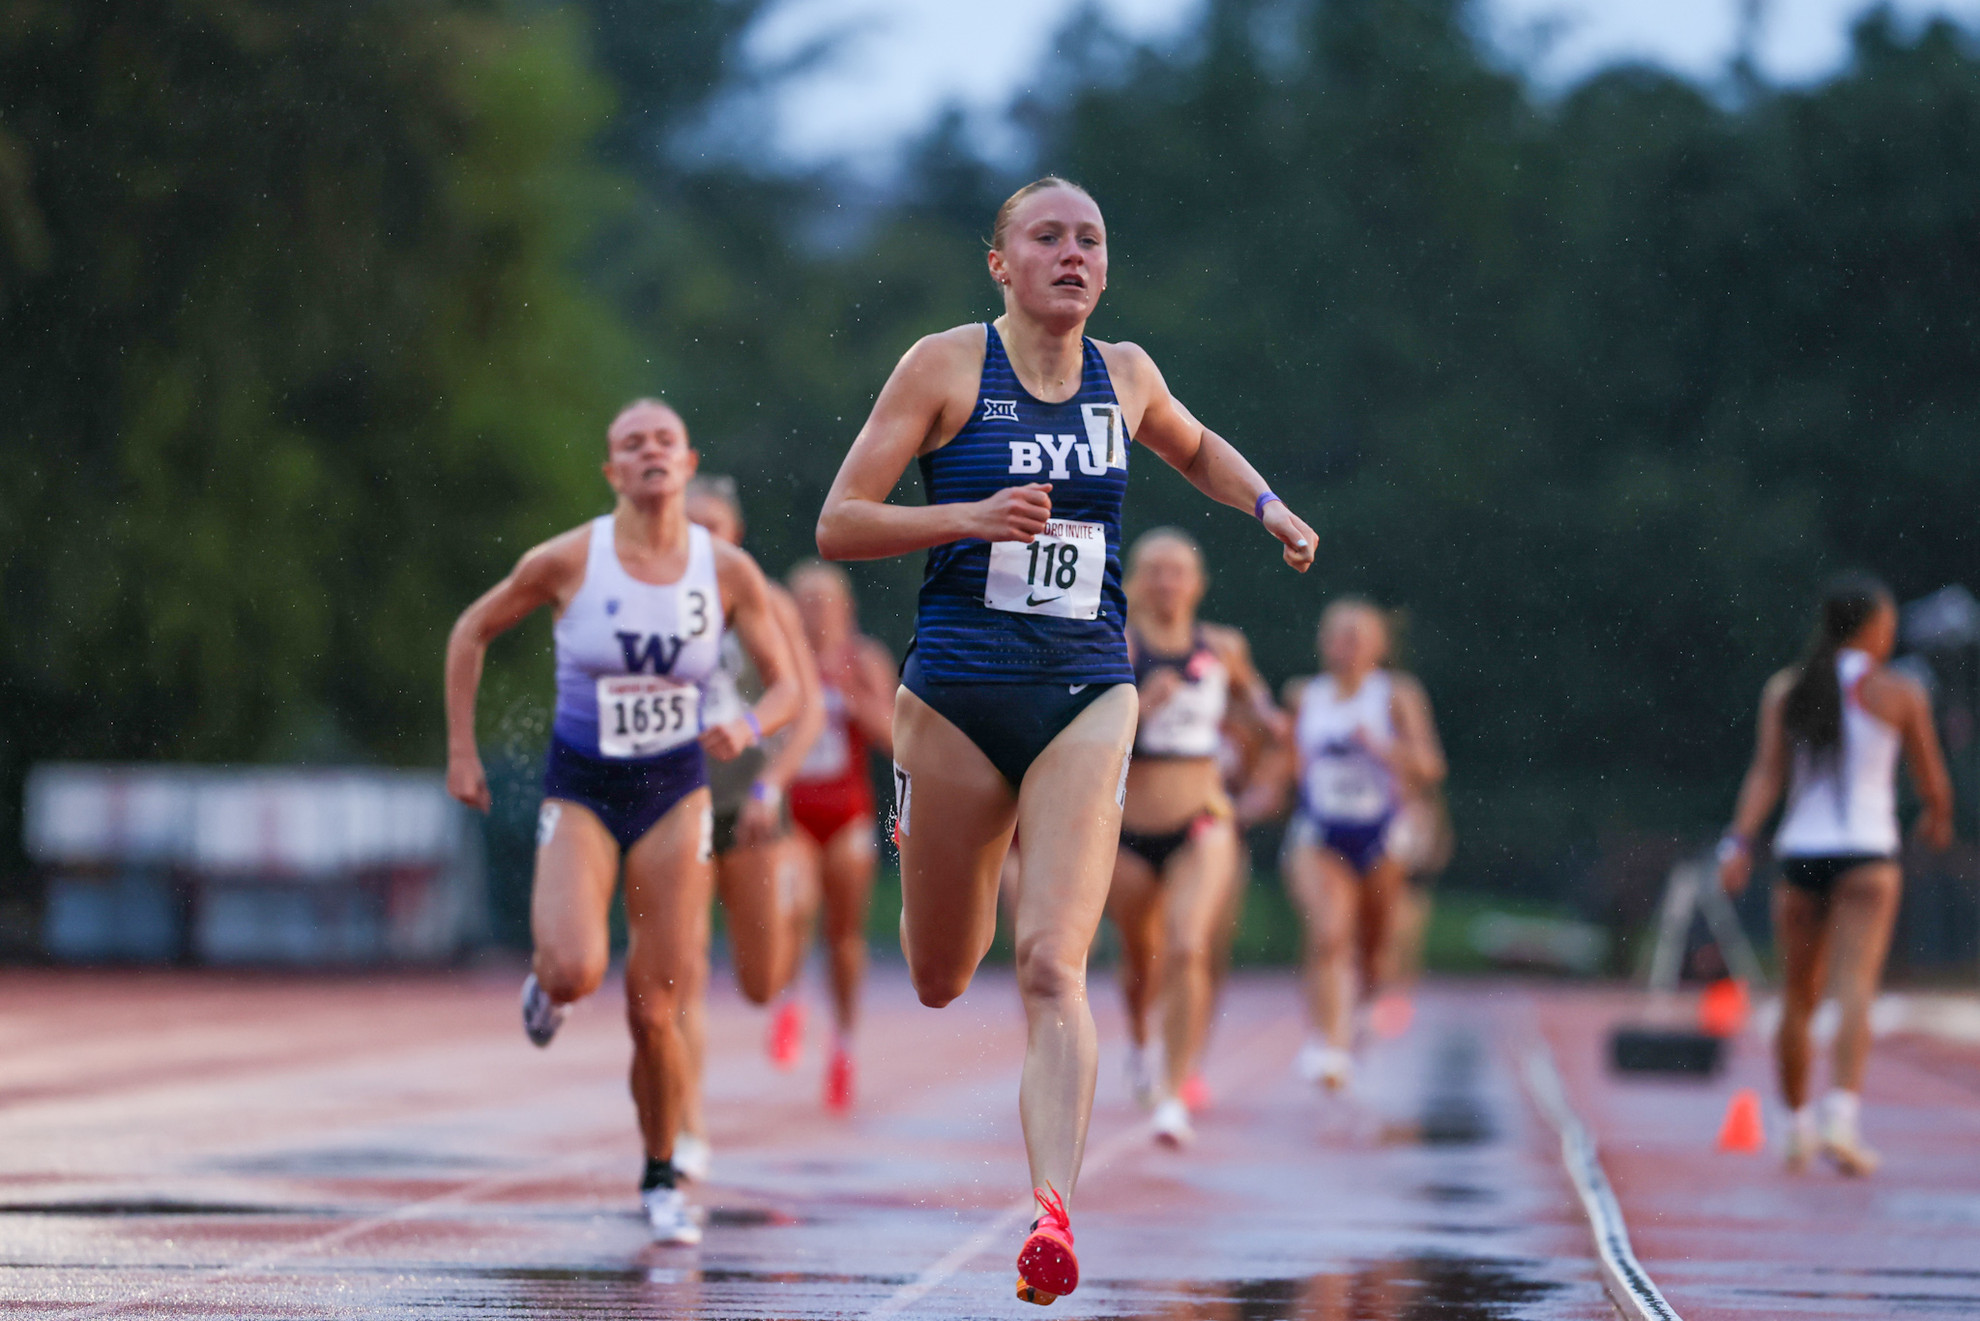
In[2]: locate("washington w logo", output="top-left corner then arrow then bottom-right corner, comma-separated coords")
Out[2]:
982,399 -> 1019,423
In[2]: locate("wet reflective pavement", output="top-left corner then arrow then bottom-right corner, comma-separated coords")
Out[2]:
0,970 -> 1627,1316
1534,988 -> 1980,1318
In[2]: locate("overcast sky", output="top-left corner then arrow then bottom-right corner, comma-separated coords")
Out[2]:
743,0 -> 1980,174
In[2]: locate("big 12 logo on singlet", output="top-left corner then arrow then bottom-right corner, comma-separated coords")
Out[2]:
1004,404 -> 1127,478
984,406 -> 1124,623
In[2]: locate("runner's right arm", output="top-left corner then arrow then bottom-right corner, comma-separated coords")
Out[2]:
1208,625 -> 1287,826
1881,671 -> 1955,849
1719,671 -> 1793,894
704,544 -> 801,762
816,330 -> 1053,561
844,636 -> 899,758
443,531 -> 587,812
739,585 -> 827,843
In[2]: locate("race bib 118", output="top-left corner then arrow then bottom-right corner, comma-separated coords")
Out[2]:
597,675 -> 701,758
984,518 -> 1105,620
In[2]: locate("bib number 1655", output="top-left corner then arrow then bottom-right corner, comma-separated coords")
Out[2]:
596,675 -> 700,759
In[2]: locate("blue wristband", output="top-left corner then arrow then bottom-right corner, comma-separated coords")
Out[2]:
1254,491 -> 1282,520
743,710 -> 763,742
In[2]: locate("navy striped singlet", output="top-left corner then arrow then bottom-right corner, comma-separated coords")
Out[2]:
912,324 -> 1135,685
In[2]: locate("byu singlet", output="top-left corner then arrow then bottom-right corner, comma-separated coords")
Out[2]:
912,325 -> 1134,685
552,518 -> 725,758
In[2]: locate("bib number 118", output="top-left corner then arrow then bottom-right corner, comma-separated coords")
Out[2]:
984,517 -> 1105,620
1026,540 -> 1080,591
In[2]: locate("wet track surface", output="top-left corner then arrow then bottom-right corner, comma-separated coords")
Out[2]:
0,968 -> 1973,1318
1534,990 -> 1980,1318
0,969 -> 1618,1319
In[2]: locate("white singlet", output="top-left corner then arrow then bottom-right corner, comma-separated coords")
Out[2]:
551,517 -> 725,759
1133,630 -> 1230,759
796,686 -> 854,781
1296,670 -> 1399,826
1773,649 -> 1901,857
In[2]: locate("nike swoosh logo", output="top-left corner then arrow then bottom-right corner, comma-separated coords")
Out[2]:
1026,593 -> 1062,607
1068,684 -> 1088,694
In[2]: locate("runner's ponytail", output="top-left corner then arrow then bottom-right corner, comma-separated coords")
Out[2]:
1780,573 -> 1892,758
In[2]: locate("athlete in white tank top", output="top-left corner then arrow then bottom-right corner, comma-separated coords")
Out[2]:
1718,578 -> 1953,1177
1773,650 -> 1901,857
1296,670 -> 1400,827
1282,600 -> 1446,1095
551,518 -> 724,759
443,400 -> 802,1242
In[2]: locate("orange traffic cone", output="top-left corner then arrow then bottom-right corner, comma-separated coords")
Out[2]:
1716,1087 -> 1766,1153
1698,978 -> 1750,1038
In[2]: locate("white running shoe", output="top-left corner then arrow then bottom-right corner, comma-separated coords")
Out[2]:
1126,1043 -> 1159,1110
1783,1122 -> 1815,1174
1151,1096 -> 1194,1148
520,973 -> 568,1048
672,1133 -> 712,1183
642,1186 -> 703,1244
1820,1125 -> 1880,1177
1295,1040 -> 1353,1092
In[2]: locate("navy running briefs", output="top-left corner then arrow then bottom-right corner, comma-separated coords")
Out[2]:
901,652 -> 1121,789
543,736 -> 706,852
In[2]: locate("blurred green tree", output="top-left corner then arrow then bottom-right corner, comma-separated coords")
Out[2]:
0,3 -> 640,896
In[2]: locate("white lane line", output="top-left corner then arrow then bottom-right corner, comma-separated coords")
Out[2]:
42,1147 -> 624,1321
1522,1041 -> 1683,1321
865,1017 -> 1291,1319
863,1118 -> 1151,1320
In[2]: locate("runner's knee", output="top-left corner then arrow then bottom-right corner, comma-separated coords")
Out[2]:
909,956 -> 971,1008
732,957 -> 778,1006
1014,934 -> 1084,1006
624,981 -> 687,1040
535,948 -> 607,1004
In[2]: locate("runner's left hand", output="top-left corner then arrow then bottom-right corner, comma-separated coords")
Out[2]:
1263,501 -> 1316,572
700,718 -> 758,762
1917,807 -> 1954,851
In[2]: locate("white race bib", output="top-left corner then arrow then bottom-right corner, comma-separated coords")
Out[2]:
596,675 -> 701,758
985,519 -> 1105,620
1309,761 -> 1391,822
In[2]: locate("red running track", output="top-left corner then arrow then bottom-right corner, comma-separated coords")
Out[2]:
0,966 -> 1973,1318
1534,987 -> 1980,1318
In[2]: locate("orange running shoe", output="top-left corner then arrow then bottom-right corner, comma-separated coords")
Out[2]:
1178,1071 -> 1213,1112
1014,1185 -> 1077,1305
824,1044 -> 854,1113
766,999 -> 805,1071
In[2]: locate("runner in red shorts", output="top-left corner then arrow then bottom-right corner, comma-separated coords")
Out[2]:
785,560 -> 897,1111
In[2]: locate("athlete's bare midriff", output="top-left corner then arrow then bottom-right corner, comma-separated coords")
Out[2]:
1121,755 -> 1227,835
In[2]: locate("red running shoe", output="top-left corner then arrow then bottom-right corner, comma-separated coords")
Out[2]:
824,1044 -> 855,1113
1369,992 -> 1414,1040
1015,1185 -> 1077,1305
1178,1071 -> 1213,1113
766,999 -> 805,1071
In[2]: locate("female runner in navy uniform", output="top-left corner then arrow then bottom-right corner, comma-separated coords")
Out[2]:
444,400 -> 800,1243
816,178 -> 1315,1305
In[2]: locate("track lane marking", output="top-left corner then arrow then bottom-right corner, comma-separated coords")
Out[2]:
864,1016 -> 1292,1318
1521,1039 -> 1683,1321
39,1138 -> 628,1320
